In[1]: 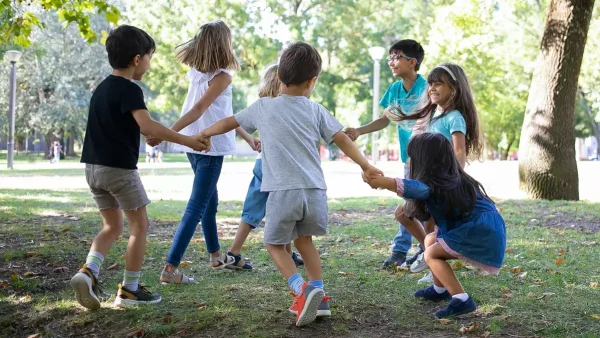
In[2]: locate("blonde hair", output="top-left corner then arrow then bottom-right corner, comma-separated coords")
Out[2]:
175,20 -> 240,73
258,64 -> 281,98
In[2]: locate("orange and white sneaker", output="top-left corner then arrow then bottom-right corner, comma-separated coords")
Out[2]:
289,294 -> 331,318
114,283 -> 161,307
288,283 -> 324,326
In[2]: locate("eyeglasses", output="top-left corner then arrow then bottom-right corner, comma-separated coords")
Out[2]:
386,55 -> 414,63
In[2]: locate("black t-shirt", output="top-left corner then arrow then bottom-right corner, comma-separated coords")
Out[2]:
81,75 -> 147,169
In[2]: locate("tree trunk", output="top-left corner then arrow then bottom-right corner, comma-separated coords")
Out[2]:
66,133 -> 76,156
501,134 -> 516,160
518,0 -> 594,200
43,132 -> 53,159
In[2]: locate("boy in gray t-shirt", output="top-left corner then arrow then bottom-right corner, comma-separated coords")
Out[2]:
199,41 -> 382,327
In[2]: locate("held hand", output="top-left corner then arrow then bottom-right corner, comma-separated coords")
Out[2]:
362,165 -> 384,183
247,137 -> 261,152
365,177 -> 389,190
186,133 -> 211,152
343,128 -> 360,141
254,138 -> 261,152
146,136 -> 162,147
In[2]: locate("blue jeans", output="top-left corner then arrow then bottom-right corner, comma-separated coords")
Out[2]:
392,163 -> 413,254
166,154 -> 223,266
241,159 -> 268,228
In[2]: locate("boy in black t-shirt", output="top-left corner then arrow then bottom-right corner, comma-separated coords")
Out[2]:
71,25 -> 210,309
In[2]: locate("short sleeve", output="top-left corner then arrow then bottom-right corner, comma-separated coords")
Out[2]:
379,83 -> 396,109
402,179 -> 430,200
448,111 -> 467,135
317,105 -> 344,144
234,99 -> 261,134
120,83 -> 147,115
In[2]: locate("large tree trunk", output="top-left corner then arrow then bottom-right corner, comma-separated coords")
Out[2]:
518,0 -> 595,200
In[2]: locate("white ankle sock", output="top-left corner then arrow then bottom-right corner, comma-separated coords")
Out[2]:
452,292 -> 469,301
433,285 -> 447,294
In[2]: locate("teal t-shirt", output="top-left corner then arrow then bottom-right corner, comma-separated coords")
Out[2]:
379,74 -> 427,163
428,109 -> 467,142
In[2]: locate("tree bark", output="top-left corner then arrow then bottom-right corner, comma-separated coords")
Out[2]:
43,132 -> 53,159
518,0 -> 595,200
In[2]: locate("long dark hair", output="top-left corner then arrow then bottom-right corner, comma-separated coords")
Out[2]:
403,133 -> 492,221
385,63 -> 482,160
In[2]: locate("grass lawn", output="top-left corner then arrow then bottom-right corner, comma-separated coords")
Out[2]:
0,189 -> 599,337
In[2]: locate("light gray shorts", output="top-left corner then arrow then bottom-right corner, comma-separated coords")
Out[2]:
85,164 -> 150,211
264,188 -> 328,244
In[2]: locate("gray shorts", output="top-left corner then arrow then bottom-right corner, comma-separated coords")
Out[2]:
264,189 -> 328,244
85,164 -> 150,211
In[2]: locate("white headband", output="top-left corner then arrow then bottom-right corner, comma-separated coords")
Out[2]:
434,65 -> 457,82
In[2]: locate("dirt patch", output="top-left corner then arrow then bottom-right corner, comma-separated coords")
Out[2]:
519,206 -> 600,233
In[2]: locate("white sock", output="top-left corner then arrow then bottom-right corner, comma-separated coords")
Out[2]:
433,285 -> 447,294
123,270 -> 141,292
452,292 -> 469,302
85,251 -> 104,278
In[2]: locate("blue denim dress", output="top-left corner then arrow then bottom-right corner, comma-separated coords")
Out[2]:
401,179 -> 506,274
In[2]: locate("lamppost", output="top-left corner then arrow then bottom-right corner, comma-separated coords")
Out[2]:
5,50 -> 22,169
368,46 -> 385,164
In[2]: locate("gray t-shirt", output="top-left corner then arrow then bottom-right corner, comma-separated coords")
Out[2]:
235,94 -> 343,192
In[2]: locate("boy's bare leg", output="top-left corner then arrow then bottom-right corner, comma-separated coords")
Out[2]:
123,207 -> 150,273
90,209 -> 124,256
293,236 -> 321,282
267,244 -> 297,279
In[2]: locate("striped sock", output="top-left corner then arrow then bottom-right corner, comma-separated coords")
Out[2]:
308,280 -> 324,294
85,251 -> 104,278
123,270 -> 141,292
287,273 -> 305,295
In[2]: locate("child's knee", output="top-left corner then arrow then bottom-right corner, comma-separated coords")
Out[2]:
424,248 -> 435,264
424,233 -> 436,248
266,243 -> 286,253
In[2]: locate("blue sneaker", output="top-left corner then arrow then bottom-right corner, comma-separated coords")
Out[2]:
292,252 -> 304,266
414,285 -> 452,301
434,297 -> 477,318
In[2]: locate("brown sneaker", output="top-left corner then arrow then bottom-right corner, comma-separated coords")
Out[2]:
70,264 -> 109,310
114,283 -> 162,307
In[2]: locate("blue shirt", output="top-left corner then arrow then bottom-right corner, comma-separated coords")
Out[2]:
379,75 -> 427,163
428,109 -> 467,142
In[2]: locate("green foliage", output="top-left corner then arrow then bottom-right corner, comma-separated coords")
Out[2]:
0,0 -> 119,46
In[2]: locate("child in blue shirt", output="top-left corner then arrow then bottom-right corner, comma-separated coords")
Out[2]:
366,133 -> 506,318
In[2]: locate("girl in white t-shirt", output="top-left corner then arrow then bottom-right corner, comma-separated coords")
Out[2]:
160,20 -> 258,284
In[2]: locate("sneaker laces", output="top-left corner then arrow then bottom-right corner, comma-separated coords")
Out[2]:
137,283 -> 153,295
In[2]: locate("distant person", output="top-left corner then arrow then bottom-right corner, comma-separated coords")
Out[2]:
50,140 -> 63,164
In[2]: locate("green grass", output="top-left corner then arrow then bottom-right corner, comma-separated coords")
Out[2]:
1,189 -> 599,337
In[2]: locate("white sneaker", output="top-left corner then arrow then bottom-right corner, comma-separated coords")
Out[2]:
418,271 -> 433,284
410,252 -> 428,273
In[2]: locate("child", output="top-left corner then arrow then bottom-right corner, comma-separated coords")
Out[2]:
385,63 -> 483,280
70,25 -> 209,309
197,41 -> 383,326
226,64 -> 303,270
344,39 -> 427,270
158,20 -> 258,284
366,133 -> 506,318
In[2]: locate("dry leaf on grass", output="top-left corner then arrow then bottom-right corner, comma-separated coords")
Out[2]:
126,328 -> 146,338
161,316 -> 172,323
338,271 -> 355,277
224,285 -> 237,291
27,334 -> 41,338
335,237 -> 343,243
0,282 -> 9,288
555,258 -> 565,266
510,266 -> 522,274
179,261 -> 193,268
527,292 -> 536,297
590,282 -> 599,288
481,331 -> 491,338
53,267 -> 68,273
19,294 -> 32,303
590,314 -> 600,320
198,305 -> 207,311
505,248 -> 513,253
107,263 -> 119,270
459,322 -> 480,334
451,261 -> 465,270
500,287 -> 511,293
241,245 -> 249,250
438,318 -> 452,325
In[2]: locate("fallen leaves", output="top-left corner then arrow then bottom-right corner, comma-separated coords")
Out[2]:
161,316 -> 172,323
591,314 -> 600,320
451,261 -> 465,270
437,318 -> 452,325
338,271 -> 355,277
555,257 -> 565,266
590,282 -> 599,288
459,322 -> 480,334
510,266 -> 522,274
126,328 -> 147,338
178,261 -> 193,268
107,263 -> 119,270
224,285 -> 237,291
27,334 -> 41,338
19,294 -> 32,303
53,267 -> 68,273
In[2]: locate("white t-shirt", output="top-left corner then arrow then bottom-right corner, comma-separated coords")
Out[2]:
174,68 -> 236,156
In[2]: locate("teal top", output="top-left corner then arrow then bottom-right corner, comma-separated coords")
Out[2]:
379,74 -> 427,163
427,109 -> 467,142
